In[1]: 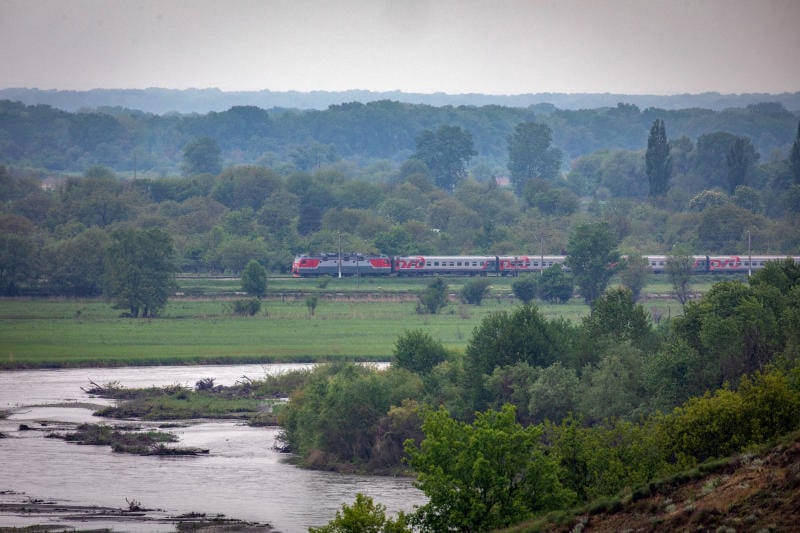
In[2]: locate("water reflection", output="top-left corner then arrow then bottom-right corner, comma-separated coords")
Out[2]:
0,364 -> 424,532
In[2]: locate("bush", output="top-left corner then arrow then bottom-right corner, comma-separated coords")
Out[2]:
309,493 -> 411,533
539,265 -> 574,303
393,329 -> 448,374
512,274 -> 539,304
232,298 -> 261,316
459,278 -> 491,305
417,277 -> 449,314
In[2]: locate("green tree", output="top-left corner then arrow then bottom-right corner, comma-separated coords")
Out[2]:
47,227 -> 110,297
0,214 -> 40,296
458,277 -> 491,305
791,120 -> 800,185
404,404 -> 572,532
59,168 -> 136,228
183,136 -> 222,176
725,136 -> 758,194
674,280 -> 779,384
417,277 -> 449,314
507,121 -> 562,194
527,362 -> 580,424
241,259 -> 267,297
565,221 -> 620,305
393,329 -> 448,375
645,118 -> 672,198
310,493 -> 410,533
618,254 -> 650,301
465,305 -> 565,410
538,264 -> 574,303
581,287 -> 654,350
511,274 -> 539,304
411,125 -> 476,191
104,228 -> 176,318
280,364 -> 423,466
290,142 -> 337,171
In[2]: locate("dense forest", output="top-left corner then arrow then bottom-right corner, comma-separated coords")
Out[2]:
1,96 -> 799,300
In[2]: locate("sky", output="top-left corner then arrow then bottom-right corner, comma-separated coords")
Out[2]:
1,0 -> 799,96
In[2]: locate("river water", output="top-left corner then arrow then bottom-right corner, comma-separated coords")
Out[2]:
0,364 -> 426,532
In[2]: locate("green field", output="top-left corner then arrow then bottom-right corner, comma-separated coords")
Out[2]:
0,275 -> 707,368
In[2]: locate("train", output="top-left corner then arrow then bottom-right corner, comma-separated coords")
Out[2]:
292,253 -> 800,277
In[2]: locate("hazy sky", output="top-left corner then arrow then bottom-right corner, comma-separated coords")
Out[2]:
2,0 -> 799,95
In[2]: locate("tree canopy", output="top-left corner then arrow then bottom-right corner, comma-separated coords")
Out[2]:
103,228 -> 176,317
645,118 -> 672,198
565,222 -> 620,305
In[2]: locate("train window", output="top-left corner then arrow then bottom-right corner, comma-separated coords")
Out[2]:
457,262 -> 462,267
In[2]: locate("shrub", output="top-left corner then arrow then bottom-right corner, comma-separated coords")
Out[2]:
511,274 -> 539,304
393,329 -> 448,374
232,298 -> 261,316
459,278 -> 491,305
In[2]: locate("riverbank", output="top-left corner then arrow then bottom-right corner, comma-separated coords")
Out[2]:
0,490 -> 275,532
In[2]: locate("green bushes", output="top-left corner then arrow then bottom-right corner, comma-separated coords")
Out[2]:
659,370 -> 800,463
404,404 -> 573,532
458,277 -> 491,305
279,363 -> 423,469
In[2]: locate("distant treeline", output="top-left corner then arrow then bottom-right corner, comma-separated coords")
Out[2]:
0,96 -> 797,176
3,87 -> 800,114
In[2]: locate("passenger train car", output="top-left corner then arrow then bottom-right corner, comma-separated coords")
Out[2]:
292,253 -> 800,277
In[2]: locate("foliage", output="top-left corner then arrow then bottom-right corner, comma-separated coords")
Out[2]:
231,298 -> 261,316
417,277 -> 449,314
791,120 -> 800,185
674,280 -> 780,384
618,254 -> 650,301
645,119 -> 672,198
103,228 -> 176,318
305,294 -> 319,317
725,136 -> 759,194
280,363 -> 423,467
240,259 -> 267,296
458,277 -> 491,305
183,136 -> 222,176
404,404 -> 573,532
526,362 -> 580,425
511,274 -> 538,304
465,305 -> 568,411
581,287 -> 654,351
309,493 -> 410,533
393,329 -> 449,375
507,121 -> 562,194
0,214 -> 41,295
565,221 -> 620,305
538,264 -> 574,303
666,245 -> 694,307
411,125 -> 476,191
658,370 -> 800,463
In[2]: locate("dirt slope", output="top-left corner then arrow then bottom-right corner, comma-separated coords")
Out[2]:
540,435 -> 800,532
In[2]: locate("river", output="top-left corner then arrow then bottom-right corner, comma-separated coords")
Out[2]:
0,364 -> 426,532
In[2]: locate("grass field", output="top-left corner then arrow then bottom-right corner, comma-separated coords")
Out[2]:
0,275 -> 713,368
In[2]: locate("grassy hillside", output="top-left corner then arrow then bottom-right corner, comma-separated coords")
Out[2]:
506,431 -> 800,532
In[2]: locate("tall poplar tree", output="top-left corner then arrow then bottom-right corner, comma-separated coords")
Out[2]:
645,119 -> 672,198
790,120 -> 800,185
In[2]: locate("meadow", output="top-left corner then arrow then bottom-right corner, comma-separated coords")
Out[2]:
0,274 -> 711,368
